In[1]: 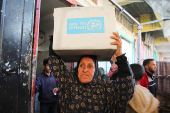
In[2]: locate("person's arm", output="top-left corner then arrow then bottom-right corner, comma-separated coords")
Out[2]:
53,80 -> 59,94
105,32 -> 135,112
115,54 -> 133,77
35,76 -> 41,93
109,32 -> 132,78
48,54 -> 77,98
104,54 -> 134,112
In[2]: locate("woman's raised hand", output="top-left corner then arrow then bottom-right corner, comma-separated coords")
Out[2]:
110,32 -> 123,56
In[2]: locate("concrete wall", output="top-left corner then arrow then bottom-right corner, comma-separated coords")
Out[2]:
116,21 -> 137,40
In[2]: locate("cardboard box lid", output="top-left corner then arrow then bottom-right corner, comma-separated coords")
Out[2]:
53,6 -> 117,62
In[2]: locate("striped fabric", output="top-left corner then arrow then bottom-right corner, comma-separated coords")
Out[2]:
155,61 -> 170,92
159,62 -> 167,77
168,62 -> 170,77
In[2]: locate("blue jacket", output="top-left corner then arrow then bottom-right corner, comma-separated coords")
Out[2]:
35,72 -> 59,104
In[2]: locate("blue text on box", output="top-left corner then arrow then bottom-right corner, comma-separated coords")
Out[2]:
67,17 -> 105,34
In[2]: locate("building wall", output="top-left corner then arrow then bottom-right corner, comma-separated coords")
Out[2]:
139,32 -> 156,64
116,21 -> 137,40
116,21 -> 137,64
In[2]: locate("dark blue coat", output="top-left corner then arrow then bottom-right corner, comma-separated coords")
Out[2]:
35,72 -> 59,104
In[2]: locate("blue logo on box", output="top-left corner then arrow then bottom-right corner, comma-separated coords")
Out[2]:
67,17 -> 105,34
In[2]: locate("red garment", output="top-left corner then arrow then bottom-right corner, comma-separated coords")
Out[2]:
139,71 -> 157,98
107,64 -> 118,78
139,71 -> 149,89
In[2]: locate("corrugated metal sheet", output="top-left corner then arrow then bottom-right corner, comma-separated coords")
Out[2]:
150,30 -> 164,39
122,1 -> 154,18
114,1 -> 154,32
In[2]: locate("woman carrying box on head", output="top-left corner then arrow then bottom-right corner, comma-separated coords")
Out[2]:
48,32 -> 135,113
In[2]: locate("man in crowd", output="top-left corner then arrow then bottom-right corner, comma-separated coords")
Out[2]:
126,63 -> 159,113
139,59 -> 157,97
35,58 -> 59,113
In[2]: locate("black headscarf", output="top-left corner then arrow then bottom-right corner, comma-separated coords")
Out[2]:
74,55 -> 100,83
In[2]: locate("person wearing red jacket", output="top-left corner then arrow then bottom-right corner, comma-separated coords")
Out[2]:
139,59 -> 157,97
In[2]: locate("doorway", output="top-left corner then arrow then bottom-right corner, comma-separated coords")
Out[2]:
34,0 -> 71,113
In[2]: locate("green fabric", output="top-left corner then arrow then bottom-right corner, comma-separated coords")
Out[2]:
154,50 -> 159,61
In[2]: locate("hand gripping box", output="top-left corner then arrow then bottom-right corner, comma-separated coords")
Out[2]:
53,6 -> 117,62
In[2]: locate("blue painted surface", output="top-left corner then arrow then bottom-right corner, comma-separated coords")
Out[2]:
67,17 -> 105,34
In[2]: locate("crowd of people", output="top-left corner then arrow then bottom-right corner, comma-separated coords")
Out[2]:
35,32 -> 160,113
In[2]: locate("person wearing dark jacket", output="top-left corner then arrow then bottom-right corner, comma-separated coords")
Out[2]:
35,58 -> 59,113
48,32 -> 135,112
139,59 -> 157,97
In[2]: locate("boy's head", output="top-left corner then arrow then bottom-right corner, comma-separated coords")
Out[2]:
130,64 -> 145,81
43,58 -> 48,66
43,58 -> 51,73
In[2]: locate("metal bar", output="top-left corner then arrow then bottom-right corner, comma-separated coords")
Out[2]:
30,0 -> 41,113
115,8 -> 134,25
118,8 -> 124,18
118,1 -> 144,3
109,0 -> 140,25
109,0 -> 142,64
137,30 -> 141,64
141,18 -> 170,25
137,25 -> 143,64
18,0 -> 35,112
0,0 -> 4,61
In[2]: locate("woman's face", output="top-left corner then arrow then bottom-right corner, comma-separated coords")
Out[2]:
78,57 -> 95,83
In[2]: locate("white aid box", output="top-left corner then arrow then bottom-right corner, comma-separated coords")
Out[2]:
53,6 -> 117,62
